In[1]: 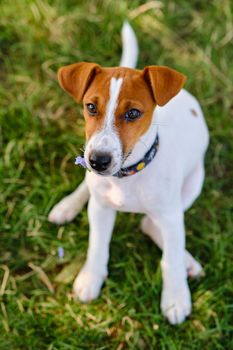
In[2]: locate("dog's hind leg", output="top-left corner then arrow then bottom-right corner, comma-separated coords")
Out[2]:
141,216 -> 204,278
48,179 -> 89,224
182,161 -> 205,212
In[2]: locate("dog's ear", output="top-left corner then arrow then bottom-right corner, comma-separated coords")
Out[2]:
58,62 -> 101,102
143,66 -> 186,106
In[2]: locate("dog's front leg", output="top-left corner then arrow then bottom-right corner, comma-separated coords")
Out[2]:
73,195 -> 116,302
152,209 -> 191,324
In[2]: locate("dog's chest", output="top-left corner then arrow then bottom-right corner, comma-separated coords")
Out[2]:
104,181 -> 141,212
87,173 -> 154,213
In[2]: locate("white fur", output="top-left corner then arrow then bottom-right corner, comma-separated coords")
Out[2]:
105,78 -> 123,128
48,23 -> 209,325
120,21 -> 138,68
84,78 -> 123,175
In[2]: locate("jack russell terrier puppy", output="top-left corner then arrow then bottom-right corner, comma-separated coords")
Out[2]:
49,22 -> 209,324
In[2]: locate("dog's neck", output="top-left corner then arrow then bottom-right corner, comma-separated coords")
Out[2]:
123,109 -> 158,168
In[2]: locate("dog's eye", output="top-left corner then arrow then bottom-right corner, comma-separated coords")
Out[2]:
86,103 -> 97,116
124,108 -> 142,121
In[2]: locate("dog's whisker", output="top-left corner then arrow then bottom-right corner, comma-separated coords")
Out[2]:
79,145 -> 86,154
123,150 -> 133,163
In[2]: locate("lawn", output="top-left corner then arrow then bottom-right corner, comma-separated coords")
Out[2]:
0,0 -> 233,349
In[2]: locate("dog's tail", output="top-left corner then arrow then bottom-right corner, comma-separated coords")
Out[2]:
120,21 -> 138,69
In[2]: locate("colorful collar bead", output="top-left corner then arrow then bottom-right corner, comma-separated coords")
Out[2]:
114,133 -> 159,178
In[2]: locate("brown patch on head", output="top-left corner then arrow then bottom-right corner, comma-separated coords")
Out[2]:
112,68 -> 156,155
58,63 -> 186,157
58,63 -> 111,141
83,67 -> 157,155
82,70 -> 111,140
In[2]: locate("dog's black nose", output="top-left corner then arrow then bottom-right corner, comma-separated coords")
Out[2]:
89,152 -> 112,172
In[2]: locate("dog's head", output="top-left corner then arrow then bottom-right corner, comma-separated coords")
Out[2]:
58,63 -> 186,175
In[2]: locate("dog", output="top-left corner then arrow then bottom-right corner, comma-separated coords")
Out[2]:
49,22 -> 209,324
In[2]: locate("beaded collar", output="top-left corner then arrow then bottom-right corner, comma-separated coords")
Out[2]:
114,133 -> 159,178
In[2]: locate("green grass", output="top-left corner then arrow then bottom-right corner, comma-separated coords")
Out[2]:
0,0 -> 233,348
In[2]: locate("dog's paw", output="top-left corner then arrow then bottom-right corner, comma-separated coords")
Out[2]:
48,196 -> 80,224
73,267 -> 106,303
161,283 -> 191,325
